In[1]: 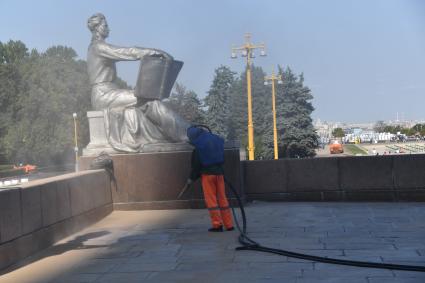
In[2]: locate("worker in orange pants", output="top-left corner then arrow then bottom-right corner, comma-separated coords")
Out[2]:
201,174 -> 233,231
186,126 -> 234,232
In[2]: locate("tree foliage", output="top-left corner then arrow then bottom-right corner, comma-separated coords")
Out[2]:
227,76 -> 246,142
332,128 -> 345,138
0,40 -> 28,64
380,124 -> 424,137
374,120 -> 386,132
275,67 -> 318,158
167,82 -> 205,124
223,64 -> 318,159
0,41 -> 91,165
204,66 -> 235,138
411,123 -> 425,136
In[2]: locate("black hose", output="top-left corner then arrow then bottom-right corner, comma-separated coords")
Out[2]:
224,178 -> 425,272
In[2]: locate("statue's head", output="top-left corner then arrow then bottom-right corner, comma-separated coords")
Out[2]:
87,13 -> 109,40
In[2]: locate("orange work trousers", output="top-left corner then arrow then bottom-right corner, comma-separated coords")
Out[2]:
201,174 -> 233,229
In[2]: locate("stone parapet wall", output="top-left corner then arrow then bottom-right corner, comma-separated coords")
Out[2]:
243,155 -> 425,201
0,170 -> 112,271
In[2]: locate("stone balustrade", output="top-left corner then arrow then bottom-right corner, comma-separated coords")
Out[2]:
244,154 -> 425,201
0,170 -> 112,270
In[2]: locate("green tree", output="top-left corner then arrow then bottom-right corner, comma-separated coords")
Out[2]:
168,82 -> 204,124
401,127 -> 415,136
0,40 -> 29,163
383,125 -> 400,134
411,124 -> 425,136
227,65 -> 317,159
0,64 -> 22,143
276,67 -> 318,158
374,120 -> 386,132
332,128 -> 345,138
227,76 -> 246,142
0,40 -> 28,64
2,45 -> 91,165
204,65 -> 235,138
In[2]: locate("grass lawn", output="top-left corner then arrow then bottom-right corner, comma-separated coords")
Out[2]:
344,144 -> 368,155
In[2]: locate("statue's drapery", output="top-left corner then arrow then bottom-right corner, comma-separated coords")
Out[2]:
104,101 -> 188,152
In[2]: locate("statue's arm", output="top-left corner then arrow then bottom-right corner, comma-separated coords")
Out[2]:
135,47 -> 173,60
96,42 -> 172,61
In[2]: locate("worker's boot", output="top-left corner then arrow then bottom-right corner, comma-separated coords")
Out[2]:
208,226 -> 223,232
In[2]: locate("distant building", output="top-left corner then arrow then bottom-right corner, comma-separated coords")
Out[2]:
314,119 -> 397,144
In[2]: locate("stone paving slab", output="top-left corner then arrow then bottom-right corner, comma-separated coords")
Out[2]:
0,202 -> 425,283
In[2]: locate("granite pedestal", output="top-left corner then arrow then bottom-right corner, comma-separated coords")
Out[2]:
78,149 -> 243,210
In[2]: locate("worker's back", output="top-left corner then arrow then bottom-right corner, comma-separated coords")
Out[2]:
187,126 -> 224,166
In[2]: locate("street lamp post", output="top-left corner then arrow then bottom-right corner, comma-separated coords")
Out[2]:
264,70 -> 283,160
72,113 -> 79,172
231,33 -> 266,160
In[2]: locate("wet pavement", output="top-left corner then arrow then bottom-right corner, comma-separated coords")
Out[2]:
1,202 -> 425,283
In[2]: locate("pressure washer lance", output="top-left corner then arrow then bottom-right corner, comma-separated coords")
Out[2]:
177,181 -> 191,199
222,178 -> 425,273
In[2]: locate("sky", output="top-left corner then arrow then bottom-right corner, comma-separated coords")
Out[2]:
1,0 -> 424,123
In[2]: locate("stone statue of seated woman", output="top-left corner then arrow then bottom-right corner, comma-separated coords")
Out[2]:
85,13 -> 190,154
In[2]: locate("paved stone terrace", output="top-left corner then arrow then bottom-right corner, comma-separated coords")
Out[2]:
1,202 -> 425,283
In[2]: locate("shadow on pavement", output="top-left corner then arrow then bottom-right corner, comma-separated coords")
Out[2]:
0,231 -> 110,275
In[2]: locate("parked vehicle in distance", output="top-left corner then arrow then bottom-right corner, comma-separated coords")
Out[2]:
329,141 -> 344,154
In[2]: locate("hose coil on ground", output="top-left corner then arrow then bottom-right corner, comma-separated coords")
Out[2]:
224,178 -> 425,273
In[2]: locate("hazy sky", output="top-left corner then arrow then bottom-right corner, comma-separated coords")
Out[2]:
1,0 -> 424,123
